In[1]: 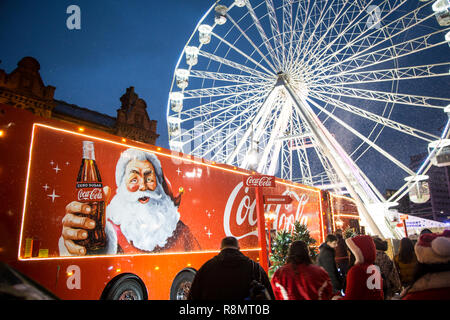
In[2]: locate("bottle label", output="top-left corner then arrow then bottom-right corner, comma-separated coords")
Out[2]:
76,182 -> 102,188
77,186 -> 104,201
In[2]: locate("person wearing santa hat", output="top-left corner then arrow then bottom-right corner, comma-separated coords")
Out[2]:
400,230 -> 450,300
334,235 -> 384,300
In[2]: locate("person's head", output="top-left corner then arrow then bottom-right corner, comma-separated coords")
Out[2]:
107,148 -> 180,252
326,234 -> 338,248
420,228 -> 432,236
398,237 -> 415,264
372,236 -> 388,252
287,240 -> 312,266
220,236 -> 239,250
412,230 -> 450,282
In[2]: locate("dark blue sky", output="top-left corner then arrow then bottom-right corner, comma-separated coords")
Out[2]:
0,0 -> 210,149
1,0 -> 449,194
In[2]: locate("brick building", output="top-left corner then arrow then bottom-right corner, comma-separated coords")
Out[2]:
0,56 -> 159,144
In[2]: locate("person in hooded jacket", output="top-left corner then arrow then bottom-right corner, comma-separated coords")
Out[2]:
334,235 -> 384,300
187,236 -> 275,300
400,230 -> 450,300
271,240 -> 333,300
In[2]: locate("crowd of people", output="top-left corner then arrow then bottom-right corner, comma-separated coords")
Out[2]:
187,228 -> 450,300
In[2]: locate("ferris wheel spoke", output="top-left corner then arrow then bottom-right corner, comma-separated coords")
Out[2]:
282,0 -> 294,69
182,83 -> 271,100
315,27 -> 450,81
303,0 -> 399,71
306,96 -> 416,176
211,31 -> 275,75
257,97 -> 292,173
295,0 -> 349,68
180,88 -> 266,121
285,0 -> 310,68
309,91 -> 440,143
310,0 -> 423,73
225,13 -> 278,73
245,0 -> 282,70
296,0 -> 364,69
312,62 -> 450,86
290,108 -> 314,183
198,49 -> 272,78
225,85 -> 282,164
314,11 -> 443,78
313,85 -> 450,110
190,102 -> 261,159
211,103 -> 273,164
288,0 -> 322,70
265,0 -> 284,64
189,69 -> 273,84
241,94 -> 286,168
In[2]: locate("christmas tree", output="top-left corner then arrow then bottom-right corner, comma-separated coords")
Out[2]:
269,221 -> 317,278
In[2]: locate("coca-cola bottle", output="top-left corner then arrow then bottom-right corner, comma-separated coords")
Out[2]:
75,141 -> 106,253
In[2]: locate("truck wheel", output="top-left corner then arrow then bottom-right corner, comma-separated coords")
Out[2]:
103,275 -> 146,300
170,269 -> 196,300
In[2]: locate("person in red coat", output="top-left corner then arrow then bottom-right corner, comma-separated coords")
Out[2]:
271,240 -> 333,300
400,230 -> 450,300
334,235 -> 384,300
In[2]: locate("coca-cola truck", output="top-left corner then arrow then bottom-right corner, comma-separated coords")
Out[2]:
0,104 -> 360,300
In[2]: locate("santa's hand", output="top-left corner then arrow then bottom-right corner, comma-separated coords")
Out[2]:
61,201 -> 95,256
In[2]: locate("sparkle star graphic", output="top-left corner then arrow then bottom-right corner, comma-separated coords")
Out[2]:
53,165 -> 61,174
206,229 -> 212,238
42,184 -> 50,191
47,189 -> 60,203
176,168 -> 182,175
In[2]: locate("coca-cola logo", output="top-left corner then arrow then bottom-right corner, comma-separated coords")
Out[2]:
224,182 -> 311,240
243,175 -> 275,187
77,188 -> 103,201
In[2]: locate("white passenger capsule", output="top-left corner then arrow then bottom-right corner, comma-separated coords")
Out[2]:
167,116 -> 182,137
432,0 -> 450,26
215,5 -> 228,25
404,175 -> 430,204
175,69 -> 190,89
169,92 -> 184,113
199,24 -> 212,44
185,46 -> 199,66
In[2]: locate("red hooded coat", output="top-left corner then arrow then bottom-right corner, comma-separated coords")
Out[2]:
271,263 -> 333,300
338,235 -> 384,300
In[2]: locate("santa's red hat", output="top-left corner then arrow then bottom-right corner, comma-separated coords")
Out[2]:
415,230 -> 450,264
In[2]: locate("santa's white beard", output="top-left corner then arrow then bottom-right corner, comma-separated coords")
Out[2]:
107,182 -> 180,252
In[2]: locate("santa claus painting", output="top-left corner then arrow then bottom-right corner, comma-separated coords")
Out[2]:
59,148 -> 200,256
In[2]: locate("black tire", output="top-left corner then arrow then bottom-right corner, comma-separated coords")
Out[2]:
102,275 -> 146,300
170,269 -> 196,300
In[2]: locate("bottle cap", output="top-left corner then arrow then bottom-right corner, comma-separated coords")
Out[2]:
82,141 -> 95,160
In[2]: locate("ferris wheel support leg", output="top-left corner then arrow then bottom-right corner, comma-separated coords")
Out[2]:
281,77 -> 387,239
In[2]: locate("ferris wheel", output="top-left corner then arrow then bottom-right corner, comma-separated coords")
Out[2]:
167,0 -> 450,239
